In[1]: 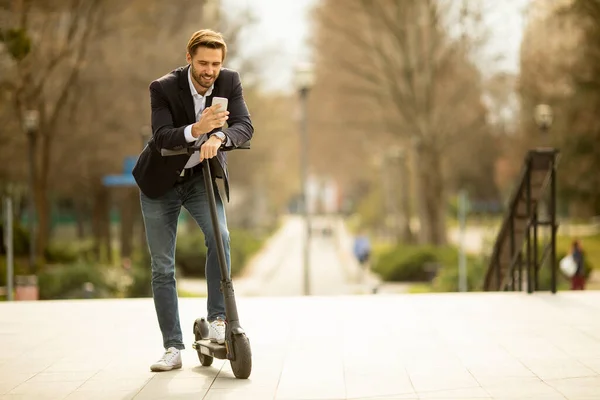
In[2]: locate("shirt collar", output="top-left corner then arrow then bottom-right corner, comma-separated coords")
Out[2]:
188,66 -> 213,97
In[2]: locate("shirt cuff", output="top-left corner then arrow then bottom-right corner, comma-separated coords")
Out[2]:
184,125 -> 196,143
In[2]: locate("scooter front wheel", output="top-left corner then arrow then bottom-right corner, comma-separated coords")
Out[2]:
230,334 -> 252,379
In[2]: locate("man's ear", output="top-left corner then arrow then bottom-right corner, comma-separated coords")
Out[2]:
186,52 -> 191,64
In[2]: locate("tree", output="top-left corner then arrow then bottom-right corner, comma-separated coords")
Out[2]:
558,0 -> 600,215
218,8 -> 301,226
519,0 -> 600,217
1,0 -> 108,265
0,0 -> 213,262
310,0 -> 490,244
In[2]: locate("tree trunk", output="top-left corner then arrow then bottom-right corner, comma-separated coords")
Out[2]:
92,185 -> 111,263
102,187 -> 112,264
412,144 -> 429,244
34,125 -> 53,264
33,144 -> 49,265
415,145 -> 447,245
75,201 -> 86,240
398,156 -> 414,243
92,189 -> 102,261
35,188 -> 49,260
119,188 -> 136,259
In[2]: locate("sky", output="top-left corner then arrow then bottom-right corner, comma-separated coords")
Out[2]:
222,0 -> 532,92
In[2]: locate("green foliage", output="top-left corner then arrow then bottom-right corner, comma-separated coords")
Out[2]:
0,257 -> 30,287
124,252 -> 153,298
353,185 -> 384,231
374,239 -> 595,293
175,232 -> 207,277
523,0 -> 600,216
431,255 -> 486,292
372,243 -> 486,292
373,244 -> 476,283
537,262 -> 570,291
175,228 -> 263,278
37,262 -> 117,300
0,28 -> 32,61
1,225 -> 96,268
408,283 -> 434,294
44,243 -> 79,264
229,228 -> 263,275
0,221 -> 31,258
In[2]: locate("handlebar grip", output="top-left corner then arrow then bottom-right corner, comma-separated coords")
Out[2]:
160,148 -> 189,156
237,140 -> 251,150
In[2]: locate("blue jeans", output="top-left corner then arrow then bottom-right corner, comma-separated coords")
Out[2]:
140,171 -> 230,350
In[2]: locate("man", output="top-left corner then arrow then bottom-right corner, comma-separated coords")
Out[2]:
132,29 -> 253,372
353,232 -> 371,267
571,239 -> 586,290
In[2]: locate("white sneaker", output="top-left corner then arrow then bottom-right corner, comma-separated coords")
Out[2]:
208,318 -> 226,344
150,347 -> 182,372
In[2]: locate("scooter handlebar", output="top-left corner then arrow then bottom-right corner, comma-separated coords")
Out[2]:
160,140 -> 251,157
160,148 -> 191,156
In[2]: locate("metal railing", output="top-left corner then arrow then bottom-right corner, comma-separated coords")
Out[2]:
484,149 -> 559,293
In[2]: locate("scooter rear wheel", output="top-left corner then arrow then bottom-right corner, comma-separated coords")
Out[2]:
194,319 -> 213,367
230,334 -> 252,379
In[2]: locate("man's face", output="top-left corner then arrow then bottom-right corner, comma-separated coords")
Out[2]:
186,46 -> 223,90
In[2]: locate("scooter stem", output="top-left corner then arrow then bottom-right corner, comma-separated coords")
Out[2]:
202,159 -> 241,326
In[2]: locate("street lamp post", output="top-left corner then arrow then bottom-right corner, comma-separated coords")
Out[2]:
23,110 -> 39,272
534,104 -> 553,137
295,63 -> 315,296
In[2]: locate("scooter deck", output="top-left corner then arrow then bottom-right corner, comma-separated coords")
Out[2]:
192,339 -> 227,359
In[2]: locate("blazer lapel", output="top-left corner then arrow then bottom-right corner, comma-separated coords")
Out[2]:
179,66 -> 196,124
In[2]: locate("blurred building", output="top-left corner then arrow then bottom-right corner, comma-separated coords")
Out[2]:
307,175 -> 341,215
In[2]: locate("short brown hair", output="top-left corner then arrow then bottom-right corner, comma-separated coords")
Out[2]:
187,29 -> 227,60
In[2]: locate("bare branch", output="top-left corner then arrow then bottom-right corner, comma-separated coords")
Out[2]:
48,0 -> 102,130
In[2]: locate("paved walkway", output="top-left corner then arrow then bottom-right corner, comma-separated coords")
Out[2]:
180,215 -> 382,297
2,291 -> 600,399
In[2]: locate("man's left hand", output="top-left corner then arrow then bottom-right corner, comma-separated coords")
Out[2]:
199,135 -> 224,162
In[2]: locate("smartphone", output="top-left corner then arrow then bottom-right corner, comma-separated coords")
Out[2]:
212,97 -> 228,112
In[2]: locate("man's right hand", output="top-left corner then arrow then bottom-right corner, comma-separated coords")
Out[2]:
191,105 -> 229,138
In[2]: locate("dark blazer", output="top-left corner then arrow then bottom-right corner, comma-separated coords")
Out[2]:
132,65 -> 254,200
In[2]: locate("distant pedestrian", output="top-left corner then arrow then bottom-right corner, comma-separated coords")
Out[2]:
571,239 -> 586,290
353,232 -> 371,267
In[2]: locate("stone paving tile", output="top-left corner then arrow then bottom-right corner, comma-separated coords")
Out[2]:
545,376 -> 600,399
1,292 -> 600,399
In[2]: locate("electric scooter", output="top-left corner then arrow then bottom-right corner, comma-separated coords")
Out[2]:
161,139 -> 252,379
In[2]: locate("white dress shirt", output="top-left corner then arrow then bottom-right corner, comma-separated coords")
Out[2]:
182,68 -> 229,169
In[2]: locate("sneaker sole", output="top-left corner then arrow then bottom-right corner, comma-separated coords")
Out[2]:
150,363 -> 182,372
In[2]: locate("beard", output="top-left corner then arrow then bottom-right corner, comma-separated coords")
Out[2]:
192,65 -> 218,89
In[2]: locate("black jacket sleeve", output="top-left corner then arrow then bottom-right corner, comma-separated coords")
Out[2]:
149,80 -> 188,150
220,71 -> 254,147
